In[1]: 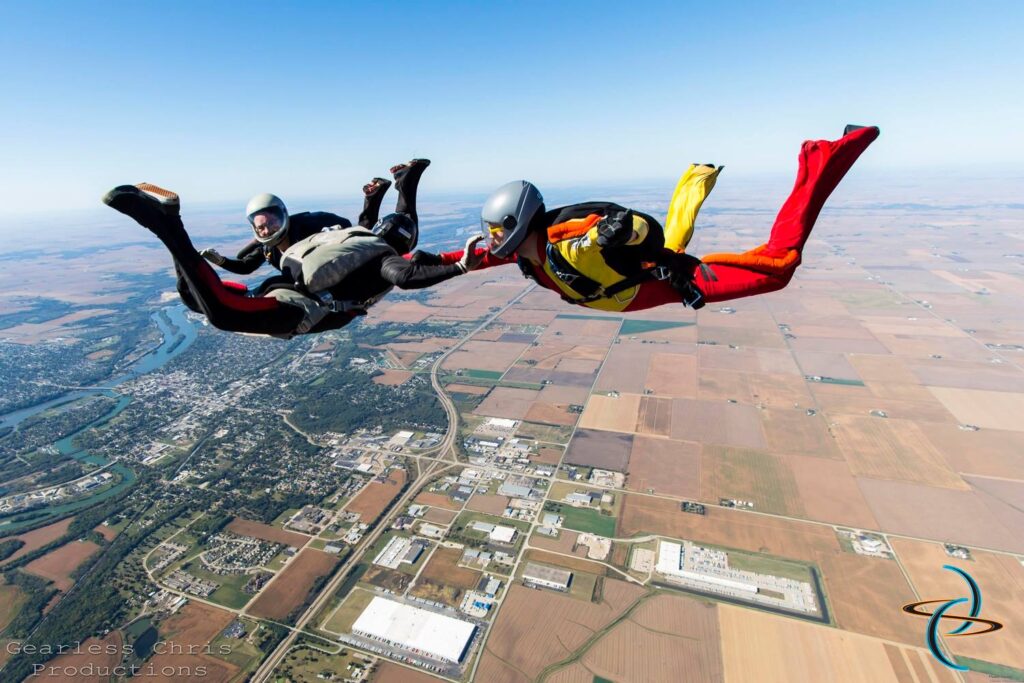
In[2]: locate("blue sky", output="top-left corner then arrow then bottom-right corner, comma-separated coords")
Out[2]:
2,1 -> 1022,216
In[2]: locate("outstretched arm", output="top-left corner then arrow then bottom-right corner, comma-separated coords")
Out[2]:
201,239 -> 265,274
379,255 -> 465,289
424,246 -> 517,270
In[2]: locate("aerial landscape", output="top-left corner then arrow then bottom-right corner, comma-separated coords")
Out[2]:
3,2 -> 1023,682
2,171 -> 1022,682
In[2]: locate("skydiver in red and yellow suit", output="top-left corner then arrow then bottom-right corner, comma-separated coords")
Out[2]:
419,125 -> 879,310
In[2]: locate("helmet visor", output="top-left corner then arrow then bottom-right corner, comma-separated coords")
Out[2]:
482,218 -> 508,251
250,208 -> 285,240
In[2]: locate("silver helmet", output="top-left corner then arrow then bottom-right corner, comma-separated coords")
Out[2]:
246,193 -> 289,246
481,180 -> 544,258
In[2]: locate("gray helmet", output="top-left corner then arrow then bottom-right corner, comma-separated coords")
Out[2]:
481,180 -> 544,258
246,193 -> 289,246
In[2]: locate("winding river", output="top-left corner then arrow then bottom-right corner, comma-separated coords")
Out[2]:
0,305 -> 197,534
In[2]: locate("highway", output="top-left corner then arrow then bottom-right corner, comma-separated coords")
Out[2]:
251,286 -> 535,682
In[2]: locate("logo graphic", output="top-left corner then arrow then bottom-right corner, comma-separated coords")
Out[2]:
902,564 -> 1003,671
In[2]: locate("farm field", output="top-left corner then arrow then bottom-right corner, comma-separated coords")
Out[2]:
248,548 -> 339,621
476,579 -> 646,681
227,517 -> 308,547
0,517 -> 74,565
831,415 -> 965,488
718,603 -> 956,683
0,578 -> 27,632
563,429 -> 633,472
815,551 -> 919,645
548,592 -> 723,683
345,469 -> 407,523
626,436 -> 700,497
857,478 -> 1024,553
617,493 -> 839,563
116,602 -> 240,682
23,539 -> 100,591
700,445 -> 804,518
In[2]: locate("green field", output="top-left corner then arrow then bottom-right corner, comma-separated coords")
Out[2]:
498,380 -> 547,390
277,644 -> 371,683
515,421 -> 574,444
323,587 -> 375,634
568,571 -> 599,602
0,582 -> 28,632
954,658 -> 1024,682
461,369 -> 504,380
620,319 -> 695,335
272,508 -> 300,527
544,503 -> 617,537
809,376 -> 865,387
208,617 -> 266,674
441,374 -> 497,388
713,548 -> 814,584
179,561 -> 254,610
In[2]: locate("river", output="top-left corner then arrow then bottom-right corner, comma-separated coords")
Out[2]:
0,306 -> 197,534
0,305 -> 197,430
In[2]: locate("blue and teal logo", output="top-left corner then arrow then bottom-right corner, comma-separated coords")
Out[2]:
902,565 -> 1003,671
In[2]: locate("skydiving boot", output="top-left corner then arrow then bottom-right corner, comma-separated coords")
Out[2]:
102,183 -> 180,232
363,177 -> 392,199
843,124 -> 867,135
359,177 -> 392,227
390,158 -> 431,189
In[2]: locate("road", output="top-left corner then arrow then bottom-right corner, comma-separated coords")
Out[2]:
251,287 -> 535,682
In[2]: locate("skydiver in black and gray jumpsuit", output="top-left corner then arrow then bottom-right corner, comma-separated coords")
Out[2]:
103,160 -> 483,337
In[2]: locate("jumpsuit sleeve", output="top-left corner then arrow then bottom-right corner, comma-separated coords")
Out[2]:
218,249 -> 265,275
432,248 -> 518,270
379,254 -> 465,289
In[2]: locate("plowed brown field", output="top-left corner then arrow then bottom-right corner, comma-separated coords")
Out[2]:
248,549 -> 339,620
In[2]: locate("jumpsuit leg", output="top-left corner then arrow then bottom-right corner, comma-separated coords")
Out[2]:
391,159 -> 431,226
663,164 -> 723,252
105,188 -> 306,335
358,177 -> 391,228
696,125 -> 879,302
625,126 -> 879,308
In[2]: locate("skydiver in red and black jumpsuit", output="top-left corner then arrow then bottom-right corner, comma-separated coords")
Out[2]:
421,125 -> 880,310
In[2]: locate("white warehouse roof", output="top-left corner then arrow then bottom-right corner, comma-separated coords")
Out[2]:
352,597 -> 476,663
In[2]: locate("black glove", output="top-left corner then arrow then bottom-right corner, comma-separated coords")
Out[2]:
409,249 -> 444,265
670,271 -> 705,309
596,210 -> 634,248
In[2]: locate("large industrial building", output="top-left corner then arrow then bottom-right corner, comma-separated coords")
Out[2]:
351,597 -> 476,664
522,562 -> 573,592
656,541 -> 758,593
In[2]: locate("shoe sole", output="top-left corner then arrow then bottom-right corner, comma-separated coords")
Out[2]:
136,183 -> 180,207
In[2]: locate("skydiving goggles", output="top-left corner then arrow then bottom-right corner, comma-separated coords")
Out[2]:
482,215 -> 517,237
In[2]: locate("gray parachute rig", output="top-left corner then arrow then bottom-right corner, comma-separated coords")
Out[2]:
267,226 -> 397,336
